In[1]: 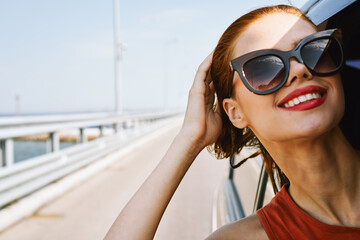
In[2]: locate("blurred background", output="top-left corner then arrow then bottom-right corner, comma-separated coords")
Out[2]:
0,0 -> 298,115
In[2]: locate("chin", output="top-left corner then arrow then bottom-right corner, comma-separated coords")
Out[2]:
263,116 -> 341,143
290,113 -> 342,140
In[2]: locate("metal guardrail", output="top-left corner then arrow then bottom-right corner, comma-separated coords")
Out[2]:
0,111 -> 179,166
0,111 -> 181,208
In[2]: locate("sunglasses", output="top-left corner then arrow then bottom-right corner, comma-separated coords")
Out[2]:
229,28 -> 343,95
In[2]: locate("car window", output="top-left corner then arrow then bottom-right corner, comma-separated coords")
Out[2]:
231,149 -> 267,216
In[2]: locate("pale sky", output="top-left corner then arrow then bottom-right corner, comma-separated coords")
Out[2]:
0,0 -> 303,115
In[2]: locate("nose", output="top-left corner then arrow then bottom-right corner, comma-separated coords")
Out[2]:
284,58 -> 313,86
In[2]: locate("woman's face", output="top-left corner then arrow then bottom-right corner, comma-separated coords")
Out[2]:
230,13 -> 345,144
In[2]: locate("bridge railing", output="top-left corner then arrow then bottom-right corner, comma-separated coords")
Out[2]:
0,111 -> 181,208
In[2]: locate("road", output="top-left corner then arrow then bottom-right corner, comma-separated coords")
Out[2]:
0,121 -> 228,240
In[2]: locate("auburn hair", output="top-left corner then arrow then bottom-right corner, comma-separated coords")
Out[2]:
209,5 -> 317,193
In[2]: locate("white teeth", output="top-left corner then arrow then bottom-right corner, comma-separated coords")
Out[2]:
299,95 -> 307,102
283,92 -> 323,108
305,93 -> 312,100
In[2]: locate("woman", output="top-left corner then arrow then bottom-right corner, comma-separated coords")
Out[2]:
105,5 -> 360,239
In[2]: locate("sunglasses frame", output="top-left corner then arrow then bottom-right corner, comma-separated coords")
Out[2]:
229,28 -> 343,95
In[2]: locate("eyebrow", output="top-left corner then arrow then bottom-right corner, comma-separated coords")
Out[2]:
291,30 -> 318,47
290,37 -> 304,48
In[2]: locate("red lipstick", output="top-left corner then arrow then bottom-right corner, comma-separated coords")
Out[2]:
278,85 -> 327,111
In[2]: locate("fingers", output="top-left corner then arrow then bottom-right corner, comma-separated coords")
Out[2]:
198,52 -> 213,76
186,52 -> 216,118
205,70 -> 212,85
204,81 -> 218,112
207,81 -> 221,114
205,81 -> 215,100
213,100 -> 221,114
203,53 -> 213,85
192,52 -> 213,90
209,81 -> 215,94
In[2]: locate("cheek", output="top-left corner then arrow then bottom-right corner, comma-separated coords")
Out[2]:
248,109 -> 285,142
233,74 -> 345,143
235,86 -> 278,134
327,74 -> 345,125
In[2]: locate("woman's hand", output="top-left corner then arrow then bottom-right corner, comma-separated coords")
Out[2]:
104,53 -> 222,240
179,53 -> 223,151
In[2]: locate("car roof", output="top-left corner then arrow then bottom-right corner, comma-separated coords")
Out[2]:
291,0 -> 358,25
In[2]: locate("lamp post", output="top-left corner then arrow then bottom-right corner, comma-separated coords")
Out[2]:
15,93 -> 21,116
113,0 -> 124,114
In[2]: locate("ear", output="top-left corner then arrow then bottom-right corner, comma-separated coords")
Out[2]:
222,98 -> 249,129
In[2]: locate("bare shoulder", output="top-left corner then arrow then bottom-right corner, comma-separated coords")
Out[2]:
205,213 -> 268,240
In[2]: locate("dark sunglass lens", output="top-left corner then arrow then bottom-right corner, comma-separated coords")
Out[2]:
301,38 -> 342,74
243,55 -> 285,91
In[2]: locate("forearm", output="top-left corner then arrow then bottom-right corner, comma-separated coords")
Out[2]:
104,134 -> 203,240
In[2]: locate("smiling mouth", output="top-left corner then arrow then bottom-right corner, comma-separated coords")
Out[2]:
278,85 -> 327,111
282,92 -> 325,108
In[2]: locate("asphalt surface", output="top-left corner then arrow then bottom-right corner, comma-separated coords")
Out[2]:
0,121 -> 228,240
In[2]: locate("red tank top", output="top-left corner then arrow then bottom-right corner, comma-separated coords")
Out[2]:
257,184 -> 360,240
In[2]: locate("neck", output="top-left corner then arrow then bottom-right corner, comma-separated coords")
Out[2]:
264,127 -> 360,226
